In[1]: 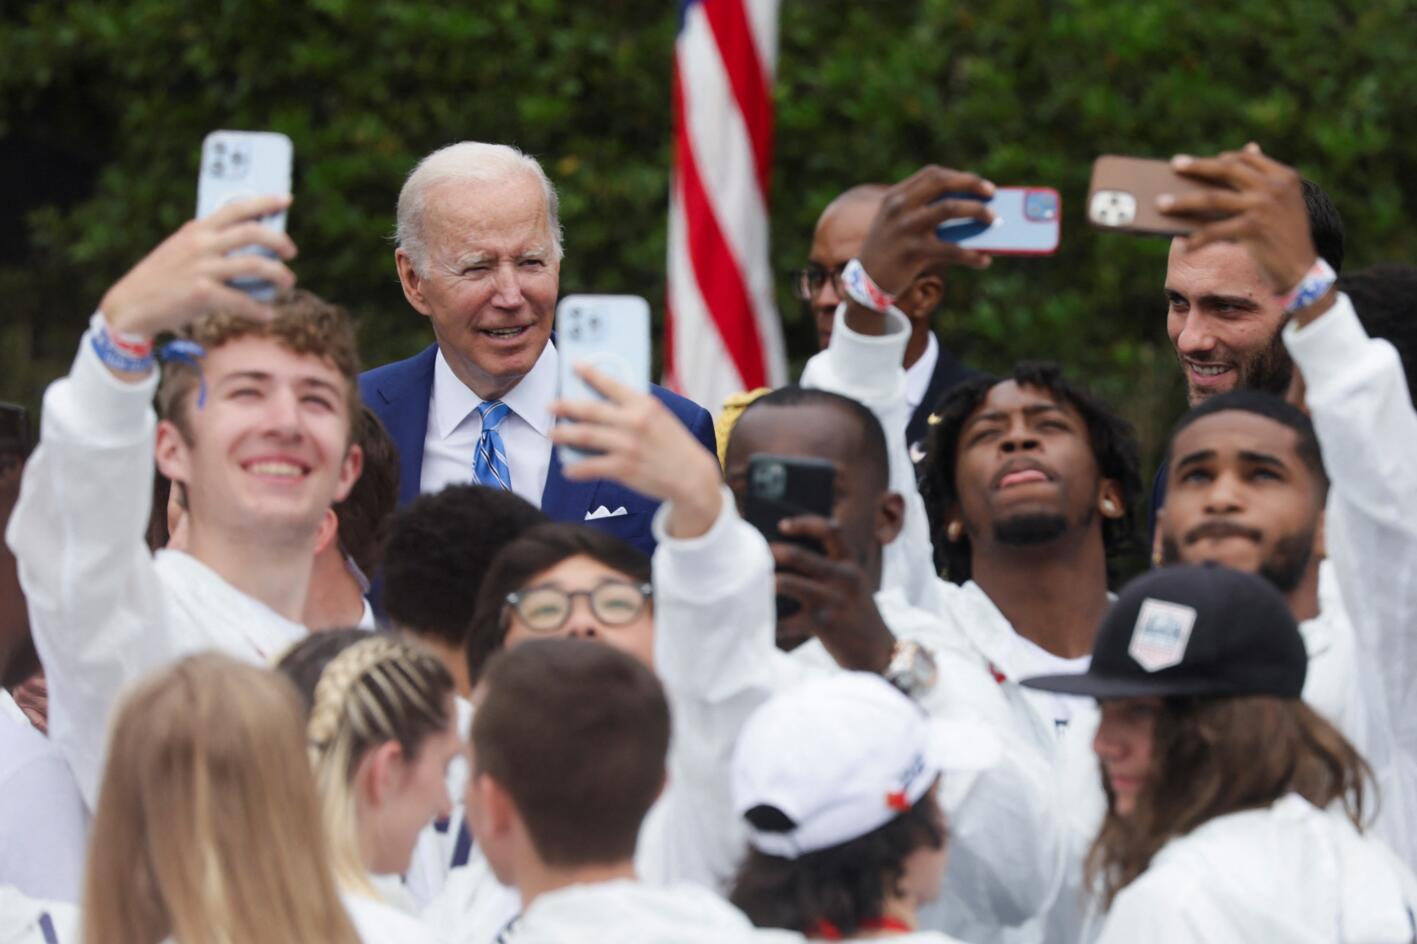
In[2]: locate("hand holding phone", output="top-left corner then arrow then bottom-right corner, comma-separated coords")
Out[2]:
196,130 -> 294,301
936,188 -> 1061,254
744,454 -> 835,620
1086,155 -> 1225,236
555,295 -> 652,466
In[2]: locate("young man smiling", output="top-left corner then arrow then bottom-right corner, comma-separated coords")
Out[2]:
6,195 -> 364,806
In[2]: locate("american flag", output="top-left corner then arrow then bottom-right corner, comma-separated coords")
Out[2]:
665,0 -> 788,413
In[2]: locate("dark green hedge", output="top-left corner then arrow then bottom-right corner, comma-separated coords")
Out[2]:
3,0 -> 1414,469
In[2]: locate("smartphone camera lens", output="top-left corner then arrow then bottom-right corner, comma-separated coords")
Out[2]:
1025,190 -> 1058,221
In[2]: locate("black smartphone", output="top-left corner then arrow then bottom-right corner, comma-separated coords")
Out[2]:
745,454 -> 835,620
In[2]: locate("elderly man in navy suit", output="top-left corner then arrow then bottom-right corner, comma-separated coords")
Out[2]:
361,142 -> 715,556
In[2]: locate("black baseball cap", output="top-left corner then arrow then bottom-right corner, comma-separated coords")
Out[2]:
1022,565 -> 1307,699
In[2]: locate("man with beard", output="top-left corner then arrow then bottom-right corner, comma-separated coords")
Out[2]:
1156,390 -> 1360,744
1164,177 -> 1344,405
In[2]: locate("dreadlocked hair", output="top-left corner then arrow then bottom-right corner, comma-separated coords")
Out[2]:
918,361 -> 1143,584
275,630 -> 453,897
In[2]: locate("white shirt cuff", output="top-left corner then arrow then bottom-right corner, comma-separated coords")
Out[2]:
651,485 -> 765,600
800,302 -> 911,405
67,318 -> 159,442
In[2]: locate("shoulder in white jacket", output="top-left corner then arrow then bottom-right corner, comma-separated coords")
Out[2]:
1092,795 -> 1417,944
4,331 -> 306,807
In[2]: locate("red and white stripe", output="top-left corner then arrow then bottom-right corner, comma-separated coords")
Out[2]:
665,0 -> 787,413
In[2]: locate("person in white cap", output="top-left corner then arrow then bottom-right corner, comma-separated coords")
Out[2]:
1024,565 -> 1417,943
730,672 -> 997,942
551,363 -> 1063,944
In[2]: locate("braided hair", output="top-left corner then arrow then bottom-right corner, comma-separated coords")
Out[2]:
277,629 -> 453,895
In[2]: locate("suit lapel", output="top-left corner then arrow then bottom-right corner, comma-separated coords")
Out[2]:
540,444 -> 601,523
373,345 -> 438,506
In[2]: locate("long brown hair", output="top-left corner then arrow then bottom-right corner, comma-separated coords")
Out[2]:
82,653 -> 359,944
1087,695 -> 1374,909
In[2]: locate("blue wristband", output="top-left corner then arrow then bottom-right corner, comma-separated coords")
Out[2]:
1279,258 -> 1337,315
89,315 -> 155,373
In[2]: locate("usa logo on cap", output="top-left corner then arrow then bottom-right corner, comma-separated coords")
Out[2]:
1128,598 -> 1197,672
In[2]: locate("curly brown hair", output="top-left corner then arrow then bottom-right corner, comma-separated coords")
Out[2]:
155,289 -> 361,444
1086,695 -> 1373,910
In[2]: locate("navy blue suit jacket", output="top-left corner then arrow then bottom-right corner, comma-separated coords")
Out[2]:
359,344 -> 717,557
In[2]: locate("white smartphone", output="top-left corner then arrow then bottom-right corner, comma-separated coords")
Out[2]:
196,130 -> 293,301
555,294 -> 652,466
935,187 -> 1061,255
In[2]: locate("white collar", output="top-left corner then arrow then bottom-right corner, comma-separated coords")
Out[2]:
903,331 -> 939,411
431,342 -> 558,440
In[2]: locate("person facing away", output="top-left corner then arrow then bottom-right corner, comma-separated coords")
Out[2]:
80,653 -> 365,944
359,141 -> 716,556
730,672 -> 994,943
1023,565 -> 1417,944
5,196 -> 364,807
463,636 -> 798,944
794,184 -> 977,461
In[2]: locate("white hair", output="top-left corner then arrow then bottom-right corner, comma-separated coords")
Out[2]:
395,141 -> 564,275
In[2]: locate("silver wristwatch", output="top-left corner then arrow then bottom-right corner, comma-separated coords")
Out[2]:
883,639 -> 938,699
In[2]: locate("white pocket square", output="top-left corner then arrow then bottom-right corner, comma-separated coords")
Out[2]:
585,505 -> 629,521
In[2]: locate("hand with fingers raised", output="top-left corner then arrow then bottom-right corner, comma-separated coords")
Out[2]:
1159,144 -> 1335,322
773,514 -> 897,674
550,364 -> 725,539
98,193 -> 299,344
842,165 -> 997,337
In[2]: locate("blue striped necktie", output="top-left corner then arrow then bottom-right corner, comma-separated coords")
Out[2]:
473,400 -> 513,492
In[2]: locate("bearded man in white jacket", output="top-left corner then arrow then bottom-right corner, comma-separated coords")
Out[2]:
6,195 -> 365,807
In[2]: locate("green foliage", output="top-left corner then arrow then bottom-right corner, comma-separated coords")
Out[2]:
3,0 -> 1416,475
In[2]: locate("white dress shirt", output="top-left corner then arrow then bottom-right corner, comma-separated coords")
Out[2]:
904,330 -> 940,415
421,344 -> 558,508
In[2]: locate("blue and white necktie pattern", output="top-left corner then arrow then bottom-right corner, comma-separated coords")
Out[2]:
473,400 -> 513,492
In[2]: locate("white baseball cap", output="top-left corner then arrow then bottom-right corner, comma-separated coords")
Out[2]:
731,672 -> 1001,860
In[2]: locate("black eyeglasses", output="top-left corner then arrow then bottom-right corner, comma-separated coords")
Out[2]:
790,263 -> 847,302
504,579 -> 653,632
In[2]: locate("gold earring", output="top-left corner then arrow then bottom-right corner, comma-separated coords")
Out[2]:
1102,499 -> 1117,514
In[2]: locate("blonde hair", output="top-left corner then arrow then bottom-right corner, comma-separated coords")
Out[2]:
278,631 -> 454,896
81,653 -> 359,944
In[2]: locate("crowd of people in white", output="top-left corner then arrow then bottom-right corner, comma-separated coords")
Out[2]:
1,139 -> 1415,944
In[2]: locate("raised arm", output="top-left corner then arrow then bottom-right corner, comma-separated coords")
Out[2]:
4,196 -> 297,805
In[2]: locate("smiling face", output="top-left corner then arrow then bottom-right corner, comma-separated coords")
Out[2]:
155,336 -> 362,551
1093,696 -> 1161,816
1160,410 -> 1322,593
502,554 -> 655,668
949,381 -> 1117,553
1166,240 -> 1293,405
371,696 -> 462,874
396,172 -> 561,401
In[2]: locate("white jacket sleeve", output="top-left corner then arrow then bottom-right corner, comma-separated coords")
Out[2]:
799,304 -> 936,606
1284,294 -> 1417,870
645,487 -> 807,889
4,330 -> 176,808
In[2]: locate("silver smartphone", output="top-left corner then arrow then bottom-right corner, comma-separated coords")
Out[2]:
196,130 -> 293,301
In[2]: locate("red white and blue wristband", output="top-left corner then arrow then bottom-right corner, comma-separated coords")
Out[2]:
1278,258 -> 1336,315
89,311 -> 155,373
841,258 -> 898,314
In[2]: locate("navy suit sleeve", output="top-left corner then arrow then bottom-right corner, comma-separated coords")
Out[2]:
687,404 -> 717,457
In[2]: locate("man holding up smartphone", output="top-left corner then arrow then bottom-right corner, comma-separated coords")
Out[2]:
1156,144 -> 1417,873
794,185 -> 979,461
6,195 -> 368,808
